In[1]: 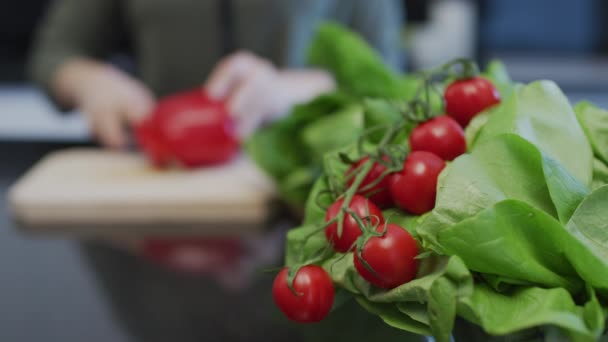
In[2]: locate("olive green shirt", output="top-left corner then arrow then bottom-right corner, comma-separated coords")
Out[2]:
29,0 -> 403,100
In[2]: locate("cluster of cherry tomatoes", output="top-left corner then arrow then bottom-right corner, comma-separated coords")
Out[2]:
273,76 -> 500,323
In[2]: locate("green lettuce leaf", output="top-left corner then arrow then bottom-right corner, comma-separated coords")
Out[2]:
565,185 -> 608,294
477,81 -> 593,186
593,158 -> 608,190
436,199 -> 608,292
301,104 -> 364,162
482,59 -> 515,100
246,91 -> 352,181
464,109 -> 493,150
308,23 -> 409,99
575,101 -> 608,164
458,284 -> 603,341
418,134 -> 589,251
575,101 -> 608,189
330,255 -> 473,342
430,192 -> 608,293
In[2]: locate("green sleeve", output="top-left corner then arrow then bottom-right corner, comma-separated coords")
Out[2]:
28,0 -> 124,106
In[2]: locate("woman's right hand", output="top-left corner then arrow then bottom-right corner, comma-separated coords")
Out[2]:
53,58 -> 155,149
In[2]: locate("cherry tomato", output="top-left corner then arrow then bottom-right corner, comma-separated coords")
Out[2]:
390,151 -> 445,215
353,223 -> 419,289
409,115 -> 466,161
134,115 -> 173,167
141,237 -> 242,274
346,157 -> 394,208
325,195 -> 384,253
445,77 -> 500,127
137,88 -> 240,168
272,265 -> 335,323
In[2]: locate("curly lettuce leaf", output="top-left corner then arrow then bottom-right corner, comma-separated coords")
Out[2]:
575,101 -> 608,165
575,101 -> 608,190
246,92 -> 352,181
300,104 -> 364,162
482,59 -> 515,101
458,285 -> 603,342
328,254 -> 472,342
593,158 -> 608,190
418,134 -> 589,252
477,81 -> 593,186
437,199 -> 608,292
246,92 -> 355,207
308,23 -> 409,99
565,185 -> 608,294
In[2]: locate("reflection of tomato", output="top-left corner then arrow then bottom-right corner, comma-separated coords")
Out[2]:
134,115 -> 172,167
135,89 -> 240,168
141,237 -> 242,274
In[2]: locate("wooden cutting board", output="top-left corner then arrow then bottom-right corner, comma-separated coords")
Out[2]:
8,148 -> 278,237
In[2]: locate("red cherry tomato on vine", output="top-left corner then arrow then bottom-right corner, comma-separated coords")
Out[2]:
409,115 -> 466,161
346,157 -> 394,208
353,223 -> 419,289
272,265 -> 335,323
134,115 -> 173,167
445,77 -> 500,127
390,151 -> 445,215
325,195 -> 384,253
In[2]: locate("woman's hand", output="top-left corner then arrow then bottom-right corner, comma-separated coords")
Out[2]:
205,51 -> 335,138
53,58 -> 155,148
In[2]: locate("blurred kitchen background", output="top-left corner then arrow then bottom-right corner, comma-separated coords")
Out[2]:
0,0 -> 607,341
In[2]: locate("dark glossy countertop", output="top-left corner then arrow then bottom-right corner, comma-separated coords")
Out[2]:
0,141 -> 128,342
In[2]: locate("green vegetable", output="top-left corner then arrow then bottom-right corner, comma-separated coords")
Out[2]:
575,101 -> 608,165
481,59 -> 515,100
301,104 -> 364,161
458,284 -> 603,341
418,134 -> 589,251
308,23 -> 409,99
246,92 -> 352,180
463,108 -> 493,150
477,81 -> 593,186
247,23 -> 421,207
256,23 -> 608,341
246,92 -> 353,206
565,185 -> 608,294
575,101 -> 608,190
593,158 -> 608,190
363,98 -> 406,144
437,199 -> 608,293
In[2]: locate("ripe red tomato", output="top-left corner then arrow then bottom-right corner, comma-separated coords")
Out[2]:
136,88 -> 240,168
272,265 -> 335,323
141,237 -> 243,274
409,115 -> 466,161
445,77 -> 500,127
346,157 -> 393,208
390,151 -> 446,215
325,195 -> 384,253
353,223 -> 419,289
134,115 -> 173,167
